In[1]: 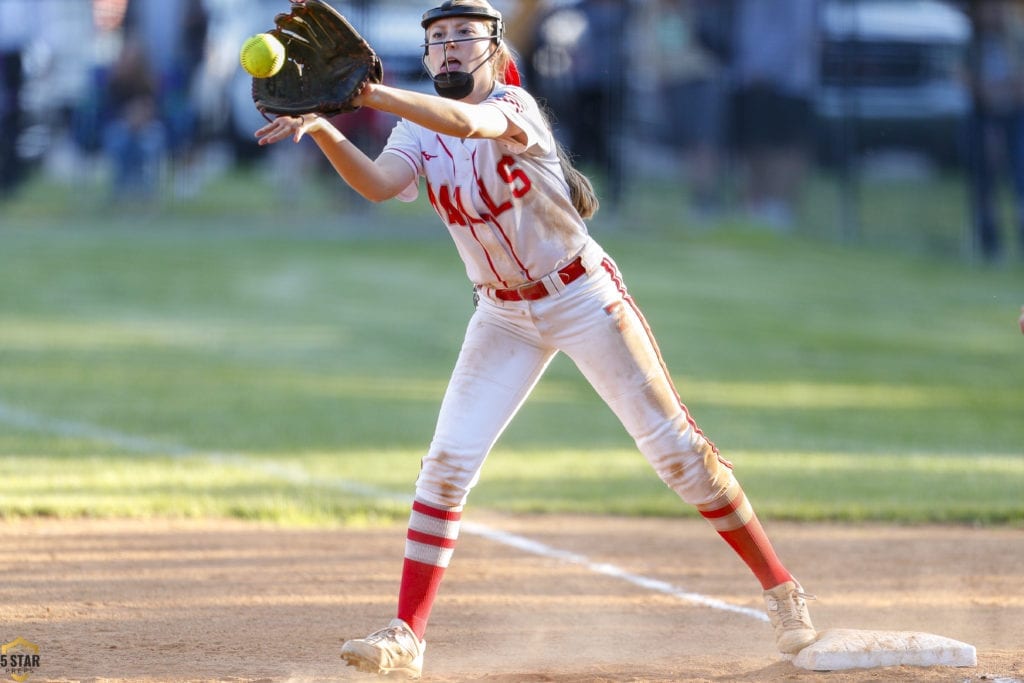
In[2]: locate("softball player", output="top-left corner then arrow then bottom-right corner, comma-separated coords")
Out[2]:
256,0 -> 816,676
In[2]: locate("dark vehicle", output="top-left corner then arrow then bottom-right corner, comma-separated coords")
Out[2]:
816,0 -> 972,166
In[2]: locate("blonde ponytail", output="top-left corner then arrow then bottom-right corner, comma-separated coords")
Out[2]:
541,104 -> 600,220
556,144 -> 600,220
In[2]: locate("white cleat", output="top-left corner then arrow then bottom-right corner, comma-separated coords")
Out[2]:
764,580 -> 818,654
341,618 -> 425,678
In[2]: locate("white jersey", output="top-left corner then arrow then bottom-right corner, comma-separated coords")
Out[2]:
382,85 -> 590,289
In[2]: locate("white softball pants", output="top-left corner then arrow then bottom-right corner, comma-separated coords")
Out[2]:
415,238 -> 736,509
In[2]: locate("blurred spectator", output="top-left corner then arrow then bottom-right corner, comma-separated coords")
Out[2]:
94,0 -> 130,33
636,0 -> 730,224
70,1 -> 131,157
505,0 -> 546,60
965,0 -> 1024,263
567,0 -> 629,208
0,0 -> 31,198
124,0 -> 208,161
102,35 -> 167,201
728,0 -> 820,231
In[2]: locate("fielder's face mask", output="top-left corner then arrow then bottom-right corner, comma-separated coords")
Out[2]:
421,1 -> 504,99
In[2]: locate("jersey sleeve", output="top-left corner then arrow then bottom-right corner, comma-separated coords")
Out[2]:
480,86 -> 554,157
380,119 -> 424,203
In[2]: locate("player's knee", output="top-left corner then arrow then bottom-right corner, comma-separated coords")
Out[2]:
415,449 -> 479,508
653,450 -> 732,506
659,469 -> 725,506
414,480 -> 470,508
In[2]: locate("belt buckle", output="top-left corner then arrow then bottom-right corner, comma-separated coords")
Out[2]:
514,279 -> 545,300
497,262 -> 579,302
491,281 -> 528,302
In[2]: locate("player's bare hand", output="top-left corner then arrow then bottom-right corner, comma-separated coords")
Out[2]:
255,114 -> 319,146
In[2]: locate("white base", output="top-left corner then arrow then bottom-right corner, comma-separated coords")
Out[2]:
792,628 -> 977,671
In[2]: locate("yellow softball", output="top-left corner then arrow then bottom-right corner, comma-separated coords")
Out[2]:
239,33 -> 286,79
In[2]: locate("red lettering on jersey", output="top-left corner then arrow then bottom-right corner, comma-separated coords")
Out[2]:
426,182 -> 444,223
497,156 -> 531,198
429,182 -> 492,227
430,184 -> 467,226
454,188 -> 486,226
477,177 -> 512,218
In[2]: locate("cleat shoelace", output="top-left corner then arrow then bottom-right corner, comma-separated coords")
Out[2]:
772,589 -> 816,628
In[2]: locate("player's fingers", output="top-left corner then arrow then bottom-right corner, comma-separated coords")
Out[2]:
256,124 -> 288,146
254,120 -> 277,138
255,117 -> 301,146
255,125 -> 279,145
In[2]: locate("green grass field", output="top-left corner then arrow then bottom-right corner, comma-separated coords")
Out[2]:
1,169 -> 1022,526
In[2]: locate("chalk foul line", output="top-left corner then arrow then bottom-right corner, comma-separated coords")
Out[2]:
0,400 -> 768,623
461,521 -> 768,621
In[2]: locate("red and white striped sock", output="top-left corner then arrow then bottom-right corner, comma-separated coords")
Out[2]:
396,498 -> 463,639
698,479 -> 792,590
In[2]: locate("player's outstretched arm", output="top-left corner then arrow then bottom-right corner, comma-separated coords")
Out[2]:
255,115 -> 414,202
356,82 -> 525,145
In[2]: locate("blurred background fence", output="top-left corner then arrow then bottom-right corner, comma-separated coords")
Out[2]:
2,0 -> 1024,265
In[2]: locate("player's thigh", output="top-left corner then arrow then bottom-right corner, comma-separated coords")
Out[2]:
555,275 -> 685,436
419,306 -> 555,504
435,308 -> 553,443
554,282 -> 730,502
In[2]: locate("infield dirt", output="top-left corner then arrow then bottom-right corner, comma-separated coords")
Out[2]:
1,514 -> 1021,682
